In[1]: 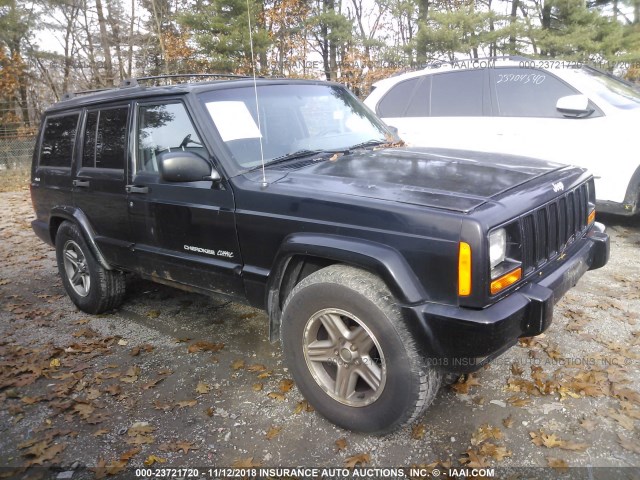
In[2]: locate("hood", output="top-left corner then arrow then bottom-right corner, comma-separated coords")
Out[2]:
271,147 -> 567,213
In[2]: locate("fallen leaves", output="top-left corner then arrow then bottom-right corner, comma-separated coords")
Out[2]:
187,341 -> 224,354
335,438 -> 347,452
176,400 -> 197,409
618,434 -> 640,454
196,381 -> 212,394
462,424 -> 511,466
120,365 -> 141,383
265,426 -> 282,440
547,457 -> 569,471
478,442 -> 511,462
344,453 -> 370,468
231,359 -> 245,370
471,424 -> 503,446
529,429 -> 588,452
144,454 -> 166,466
293,400 -> 314,414
459,449 -> 489,469
130,344 -> 154,356
267,392 -> 286,402
450,373 -> 481,394
126,422 -> 155,445
411,423 -> 426,440
279,379 -> 294,393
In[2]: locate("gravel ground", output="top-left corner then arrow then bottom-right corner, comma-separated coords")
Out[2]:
0,190 -> 639,479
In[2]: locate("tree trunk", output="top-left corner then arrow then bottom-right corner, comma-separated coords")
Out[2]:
509,0 -> 519,53
416,0 -> 429,66
95,0 -> 115,85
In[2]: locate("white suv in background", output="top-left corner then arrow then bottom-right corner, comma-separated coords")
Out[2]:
364,57 -> 640,215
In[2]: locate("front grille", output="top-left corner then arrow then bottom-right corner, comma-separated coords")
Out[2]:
520,183 -> 589,273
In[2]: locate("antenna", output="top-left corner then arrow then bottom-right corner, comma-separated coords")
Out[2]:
246,0 -> 267,187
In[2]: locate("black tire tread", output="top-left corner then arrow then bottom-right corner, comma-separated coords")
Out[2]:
56,221 -> 125,314
282,264 -> 441,433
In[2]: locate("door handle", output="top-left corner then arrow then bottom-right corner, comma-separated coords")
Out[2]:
126,185 -> 149,194
73,179 -> 90,188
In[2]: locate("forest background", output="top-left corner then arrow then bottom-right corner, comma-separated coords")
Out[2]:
1,0 -> 639,137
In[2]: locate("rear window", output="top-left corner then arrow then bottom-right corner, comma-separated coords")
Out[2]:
39,113 -> 80,167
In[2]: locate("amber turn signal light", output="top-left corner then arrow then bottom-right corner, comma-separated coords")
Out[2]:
587,210 -> 596,225
490,267 -> 522,295
458,242 -> 472,296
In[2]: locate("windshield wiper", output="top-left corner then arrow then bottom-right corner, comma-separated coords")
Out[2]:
346,139 -> 387,151
246,150 -> 325,172
266,149 -> 325,166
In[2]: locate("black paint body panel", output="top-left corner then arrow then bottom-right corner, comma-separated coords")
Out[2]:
30,79 -> 610,374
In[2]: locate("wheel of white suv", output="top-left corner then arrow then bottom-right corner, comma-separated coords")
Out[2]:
280,264 -> 441,433
55,221 -> 125,314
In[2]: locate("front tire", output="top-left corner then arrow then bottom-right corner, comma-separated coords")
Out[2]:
55,221 -> 125,314
281,264 -> 441,434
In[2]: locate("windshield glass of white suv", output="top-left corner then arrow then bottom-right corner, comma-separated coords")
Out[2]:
577,66 -> 640,109
200,84 -> 390,169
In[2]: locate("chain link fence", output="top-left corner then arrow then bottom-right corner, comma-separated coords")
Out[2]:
0,136 -> 36,170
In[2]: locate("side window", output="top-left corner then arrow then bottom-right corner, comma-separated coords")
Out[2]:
136,102 -> 202,173
83,107 -> 128,169
492,68 -> 577,117
377,78 -> 422,117
39,114 -> 79,167
430,70 -> 484,116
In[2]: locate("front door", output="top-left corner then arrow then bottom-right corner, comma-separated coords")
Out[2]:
127,98 -> 244,297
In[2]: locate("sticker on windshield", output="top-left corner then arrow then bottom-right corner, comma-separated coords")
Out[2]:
205,101 -> 262,142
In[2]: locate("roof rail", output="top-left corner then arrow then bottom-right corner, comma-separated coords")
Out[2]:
61,87 -> 112,101
120,73 -> 253,87
61,73 -> 252,100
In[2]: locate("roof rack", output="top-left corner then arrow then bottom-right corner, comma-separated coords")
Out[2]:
120,73 -> 253,87
61,73 -> 252,101
61,87 -> 111,101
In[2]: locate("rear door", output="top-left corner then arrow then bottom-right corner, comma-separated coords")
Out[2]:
32,112 -> 81,221
73,104 -> 133,267
127,97 -> 244,296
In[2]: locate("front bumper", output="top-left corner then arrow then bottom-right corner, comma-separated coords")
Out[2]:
405,222 -> 609,373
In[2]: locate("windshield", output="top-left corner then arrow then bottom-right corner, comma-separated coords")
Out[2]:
576,66 -> 640,110
199,84 -> 391,170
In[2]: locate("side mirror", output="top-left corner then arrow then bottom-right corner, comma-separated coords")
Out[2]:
157,151 -> 221,183
556,95 -> 593,118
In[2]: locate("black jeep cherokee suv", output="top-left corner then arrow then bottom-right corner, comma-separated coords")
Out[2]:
30,75 -> 609,433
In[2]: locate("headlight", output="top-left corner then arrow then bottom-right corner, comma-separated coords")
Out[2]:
488,224 -> 523,295
489,228 -> 506,270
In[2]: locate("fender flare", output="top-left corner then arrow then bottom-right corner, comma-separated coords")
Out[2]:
266,233 -> 428,341
50,206 -> 113,271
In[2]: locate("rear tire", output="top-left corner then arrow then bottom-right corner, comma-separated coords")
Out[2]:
55,221 -> 125,314
281,264 -> 441,434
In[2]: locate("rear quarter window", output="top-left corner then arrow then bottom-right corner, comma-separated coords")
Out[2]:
39,113 -> 80,167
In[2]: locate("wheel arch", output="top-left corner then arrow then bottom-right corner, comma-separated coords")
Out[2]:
266,233 -> 427,342
49,206 -> 113,271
